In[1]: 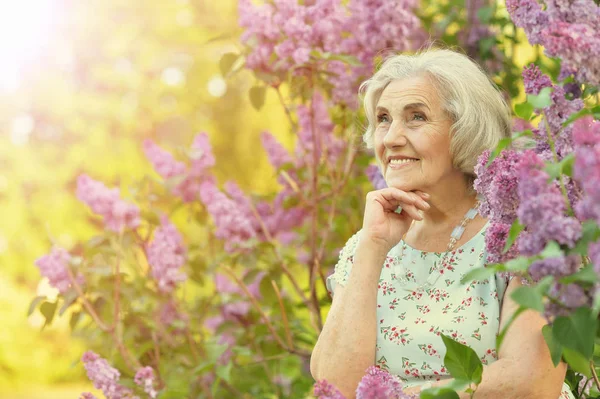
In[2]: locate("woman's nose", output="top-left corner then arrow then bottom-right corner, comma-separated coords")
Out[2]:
383,121 -> 408,148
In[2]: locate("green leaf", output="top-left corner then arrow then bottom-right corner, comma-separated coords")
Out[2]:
421,379 -> 469,399
249,86 -> 266,111
553,307 -> 597,359
440,334 -> 483,384
420,387 -> 461,399
540,241 -> 563,259
503,220 -> 524,254
478,37 -> 496,55
563,347 -> 592,377
504,256 -> 531,272
69,311 -> 82,330
562,105 -> 600,127
477,6 -> 494,23
527,87 -> 553,109
219,52 -> 240,77
486,137 -> 511,166
215,362 -> 232,383
40,301 -> 58,328
59,290 -> 78,316
28,295 -> 47,317
560,264 -> 599,284
542,324 -> 563,366
460,266 -> 497,284
515,102 -> 534,121
569,220 -> 600,256
510,286 -> 544,312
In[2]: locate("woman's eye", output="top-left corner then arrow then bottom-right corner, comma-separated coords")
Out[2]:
412,113 -> 426,121
377,114 -> 390,123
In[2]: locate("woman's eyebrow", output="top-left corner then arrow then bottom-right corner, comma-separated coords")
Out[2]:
375,102 -> 430,113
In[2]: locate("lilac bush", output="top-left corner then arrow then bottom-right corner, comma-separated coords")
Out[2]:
28,0 -> 600,397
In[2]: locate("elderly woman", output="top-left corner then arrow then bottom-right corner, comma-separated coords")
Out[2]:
310,49 -> 573,399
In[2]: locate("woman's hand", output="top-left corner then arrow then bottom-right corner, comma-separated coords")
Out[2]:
361,187 -> 430,253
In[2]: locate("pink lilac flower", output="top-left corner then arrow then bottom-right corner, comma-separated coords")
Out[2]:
82,351 -> 132,399
80,394 -> 98,399
573,117 -> 600,224
144,133 -> 216,203
545,281 -> 591,318
261,131 -> 293,169
142,139 -> 186,179
356,366 -> 413,399
313,379 -> 346,399
238,0 -> 424,108
485,222 -> 520,264
295,92 -> 345,167
146,215 -> 187,293
159,300 -> 188,330
134,366 -> 157,399
474,149 -> 521,225
522,64 -> 552,95
76,174 -> 141,233
589,241 -> 600,275
35,247 -> 83,294
198,180 -> 257,253
516,151 -> 582,260
366,165 -> 387,190
224,181 -> 306,244
528,255 -> 581,281
507,0 -> 600,85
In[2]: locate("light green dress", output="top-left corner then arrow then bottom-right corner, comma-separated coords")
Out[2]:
326,222 -> 574,398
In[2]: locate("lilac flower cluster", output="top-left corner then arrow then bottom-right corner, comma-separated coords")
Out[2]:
143,133 -> 216,203
81,351 -> 134,399
294,93 -> 345,167
366,165 -> 387,190
146,215 -> 187,293
35,246 -> 83,293
506,0 -> 600,85
238,0 -> 424,106
204,271 -> 265,332
198,180 -> 257,253
516,151 -> 582,264
573,117 -> 600,226
134,366 -> 157,399
313,366 -> 416,399
76,174 -> 141,233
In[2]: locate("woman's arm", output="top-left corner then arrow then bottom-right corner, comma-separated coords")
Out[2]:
405,278 -> 567,398
310,240 -> 388,399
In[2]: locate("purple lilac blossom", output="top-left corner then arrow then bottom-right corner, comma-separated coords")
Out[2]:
82,351 -> 133,399
516,151 -> 582,260
76,174 -> 141,233
144,133 -> 216,203
356,366 -> 414,399
294,92 -> 345,167
35,247 -> 83,294
159,300 -> 189,330
313,380 -> 346,399
80,394 -> 98,399
573,117 -> 600,225
589,241 -> 600,275
199,180 -> 257,253
474,149 -> 521,225
485,222 -> 519,264
507,0 -> 600,85
545,281 -> 591,318
238,0 -> 424,108
366,165 -> 387,190
134,366 -> 157,399
146,215 -> 187,293
261,131 -> 293,169
143,139 -> 186,179
528,255 -> 581,281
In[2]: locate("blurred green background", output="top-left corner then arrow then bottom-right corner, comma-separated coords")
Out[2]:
0,0 -> 292,397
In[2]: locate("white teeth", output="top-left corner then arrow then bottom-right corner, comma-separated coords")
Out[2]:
390,158 -> 418,164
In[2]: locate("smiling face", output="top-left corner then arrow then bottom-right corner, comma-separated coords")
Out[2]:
374,75 -> 463,193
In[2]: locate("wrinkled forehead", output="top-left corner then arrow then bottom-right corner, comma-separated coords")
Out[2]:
376,76 -> 443,113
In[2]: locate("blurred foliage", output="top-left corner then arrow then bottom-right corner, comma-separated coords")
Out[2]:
0,0 -> 293,394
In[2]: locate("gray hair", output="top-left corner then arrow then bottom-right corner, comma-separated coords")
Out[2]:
359,48 -> 512,185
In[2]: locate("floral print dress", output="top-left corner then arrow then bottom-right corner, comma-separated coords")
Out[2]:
326,223 -> 574,398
